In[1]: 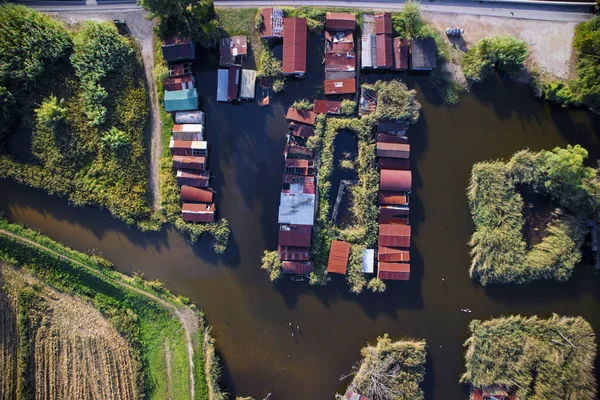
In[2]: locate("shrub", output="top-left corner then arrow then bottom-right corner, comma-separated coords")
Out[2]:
462,35 -> 529,83
261,250 -> 282,281
291,98 -> 314,111
362,80 -> 421,124
399,0 -> 423,39
102,127 -> 130,152
35,96 -> 68,131
367,278 -> 386,293
340,99 -> 356,115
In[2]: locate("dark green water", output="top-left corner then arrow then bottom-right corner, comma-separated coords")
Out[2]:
1,41 -> 599,399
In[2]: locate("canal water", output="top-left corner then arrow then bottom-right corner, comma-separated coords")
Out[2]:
1,37 -> 600,399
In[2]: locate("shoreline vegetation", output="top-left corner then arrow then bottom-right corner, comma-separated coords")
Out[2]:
339,334 -> 427,400
467,145 -> 600,285
0,216 -> 226,400
461,315 -> 597,400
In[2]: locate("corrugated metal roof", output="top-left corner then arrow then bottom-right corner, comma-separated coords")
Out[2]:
182,203 -> 215,222
324,78 -> 355,95
380,169 -> 412,191
325,52 -> 356,72
289,123 -> 315,138
327,240 -> 351,274
377,157 -> 410,171
378,206 -> 409,224
170,140 -> 207,150
228,67 -> 240,101
169,62 -> 192,77
278,245 -> 310,261
378,191 -> 408,206
325,30 -> 354,43
325,12 -> 356,31
219,36 -> 248,66
361,34 -> 374,68
378,246 -> 410,262
172,156 -> 206,170
217,69 -> 228,102
164,89 -> 198,112
180,186 -> 213,203
176,169 -> 210,187
164,75 -> 195,91
279,224 -> 312,247
325,70 -> 355,81
240,69 -> 256,99
282,174 -> 315,195
260,8 -> 283,38
282,261 -> 314,275
161,37 -> 195,62
175,111 -> 204,125
173,124 -> 204,133
394,37 -> 409,70
376,132 -> 408,143
411,37 -> 437,71
283,18 -> 307,74
376,34 -> 393,68
362,13 -> 375,35
362,249 -> 375,273
313,100 -> 342,114
327,42 -> 354,54
377,142 -> 410,159
377,120 -> 408,133
375,13 -> 392,35
278,193 -> 315,225
378,262 -> 410,280
379,224 -> 411,248
286,108 -> 316,125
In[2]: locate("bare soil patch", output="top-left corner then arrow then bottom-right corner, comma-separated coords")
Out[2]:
424,12 -> 578,80
519,187 -> 555,248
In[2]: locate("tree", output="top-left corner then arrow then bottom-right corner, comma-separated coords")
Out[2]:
35,96 -> 68,131
399,0 -> 423,39
367,278 -> 386,293
462,36 -> 529,82
364,80 -> 421,124
340,99 -> 356,116
102,127 -> 129,152
261,250 -> 282,281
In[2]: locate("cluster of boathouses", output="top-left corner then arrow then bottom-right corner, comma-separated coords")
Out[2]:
161,37 -> 216,222
217,35 -> 257,102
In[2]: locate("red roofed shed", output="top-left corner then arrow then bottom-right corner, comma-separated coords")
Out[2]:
377,142 -> 410,159
380,169 -> 412,191
282,261 -> 314,275
324,79 -> 355,95
182,203 -> 216,222
378,206 -> 409,224
379,224 -> 411,248
377,157 -> 410,171
378,246 -> 410,262
376,34 -> 393,69
164,75 -> 195,91
376,133 -> 408,144
180,186 -> 213,203
378,262 -> 410,280
278,245 -> 310,261
279,224 -> 312,247
289,123 -> 315,138
394,37 -> 409,70
228,67 -> 240,101
375,13 -> 392,35
314,100 -> 342,114
172,155 -> 206,170
286,108 -> 316,125
176,169 -> 210,187
327,240 -> 351,274
283,18 -> 307,76
326,12 -> 356,31
379,191 -> 408,206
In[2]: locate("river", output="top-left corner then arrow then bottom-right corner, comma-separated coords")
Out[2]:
1,40 -> 599,399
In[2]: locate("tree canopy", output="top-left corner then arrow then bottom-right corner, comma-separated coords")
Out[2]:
363,80 -> 421,124
462,35 -> 529,82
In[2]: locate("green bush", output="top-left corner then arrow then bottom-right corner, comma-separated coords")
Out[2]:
291,98 -> 314,111
261,250 -> 282,281
35,95 -> 68,131
462,35 -> 529,83
340,99 -> 356,116
362,80 -> 421,124
461,315 -> 597,400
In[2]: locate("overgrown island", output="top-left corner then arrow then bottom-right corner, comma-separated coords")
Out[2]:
468,145 -> 600,285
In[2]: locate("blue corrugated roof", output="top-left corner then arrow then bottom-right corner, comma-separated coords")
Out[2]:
164,89 -> 198,112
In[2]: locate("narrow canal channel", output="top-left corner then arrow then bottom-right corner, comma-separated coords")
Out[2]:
1,40 -> 600,399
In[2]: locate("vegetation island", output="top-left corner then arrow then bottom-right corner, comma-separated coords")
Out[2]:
338,334 -> 427,400
468,145 -> 600,285
462,315 -> 597,400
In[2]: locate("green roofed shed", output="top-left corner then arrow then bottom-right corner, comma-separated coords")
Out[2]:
164,88 -> 198,112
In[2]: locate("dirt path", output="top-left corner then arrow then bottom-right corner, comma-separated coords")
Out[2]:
0,228 -> 197,400
58,11 -> 162,211
164,338 -> 173,400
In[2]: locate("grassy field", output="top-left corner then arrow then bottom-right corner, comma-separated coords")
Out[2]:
0,217 -> 224,400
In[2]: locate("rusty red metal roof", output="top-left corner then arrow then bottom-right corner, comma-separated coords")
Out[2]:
325,52 -> 356,72
325,12 -> 356,31
289,123 -> 315,138
282,261 -> 314,275
378,206 -> 409,224
283,18 -> 307,74
377,142 -> 410,159
164,75 -> 194,91
379,224 -> 411,248
377,157 -> 410,171
378,191 -> 408,205
228,67 -> 240,101
285,158 -> 314,176
286,108 -> 316,125
180,186 -> 213,203
172,155 -> 206,170
278,245 -> 310,261
169,62 -> 192,77
176,169 -> 210,188
279,224 -> 312,247
376,132 -> 408,143
282,174 -> 315,195
380,169 -> 411,191
260,8 -> 273,37
314,100 -> 342,114
325,31 -> 354,43
324,79 -> 355,95
394,37 -> 409,70
327,240 -> 351,274
375,13 -> 392,35
378,246 -> 410,262
328,42 -> 354,54
182,203 -> 216,222
378,262 -> 410,280
219,36 -> 248,66
376,34 -> 393,68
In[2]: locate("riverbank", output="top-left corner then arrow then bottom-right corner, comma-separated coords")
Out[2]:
0,217 -> 225,400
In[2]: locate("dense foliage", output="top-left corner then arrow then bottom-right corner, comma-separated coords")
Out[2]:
362,81 -> 421,124
291,98 -> 314,111
461,315 -> 597,400
340,99 -> 356,116
257,47 -> 284,93
345,334 -> 426,400
468,145 -> 600,285
462,35 -> 529,82
543,17 -> 600,113
260,250 -> 282,281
